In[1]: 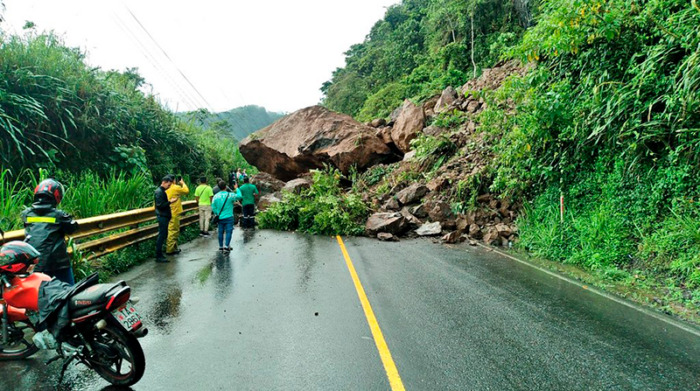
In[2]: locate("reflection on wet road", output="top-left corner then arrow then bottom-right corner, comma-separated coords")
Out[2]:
1,229 -> 698,390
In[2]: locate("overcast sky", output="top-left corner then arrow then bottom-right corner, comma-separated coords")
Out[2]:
1,0 -> 398,114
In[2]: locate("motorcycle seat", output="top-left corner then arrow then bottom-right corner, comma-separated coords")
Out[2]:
68,281 -> 128,319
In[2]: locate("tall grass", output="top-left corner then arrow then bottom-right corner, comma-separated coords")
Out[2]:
1,32 -> 250,180
0,169 -> 35,230
60,170 -> 152,218
0,168 -> 153,231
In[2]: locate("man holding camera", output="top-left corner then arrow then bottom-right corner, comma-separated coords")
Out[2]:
154,175 -> 178,263
165,175 -> 189,255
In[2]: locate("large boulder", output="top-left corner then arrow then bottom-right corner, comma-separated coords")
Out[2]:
416,222 -> 442,236
283,178 -> 312,194
370,118 -> 387,128
434,86 -> 459,114
258,193 -> 282,211
391,100 -> 426,153
395,183 -> 429,206
250,173 -> 285,196
240,106 -> 395,181
365,212 -> 407,236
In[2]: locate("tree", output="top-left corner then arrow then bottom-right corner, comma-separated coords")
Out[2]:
513,0 -> 532,28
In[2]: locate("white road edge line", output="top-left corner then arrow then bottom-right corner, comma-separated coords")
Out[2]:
475,242 -> 700,338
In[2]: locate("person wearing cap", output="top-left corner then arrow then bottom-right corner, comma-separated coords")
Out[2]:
154,175 -> 177,263
165,176 -> 189,255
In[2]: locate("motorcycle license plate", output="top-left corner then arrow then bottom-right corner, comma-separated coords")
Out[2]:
112,302 -> 142,331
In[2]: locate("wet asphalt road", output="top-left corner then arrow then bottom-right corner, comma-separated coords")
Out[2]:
1,229 -> 699,390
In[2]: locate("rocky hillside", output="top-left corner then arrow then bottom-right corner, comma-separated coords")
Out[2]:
244,60 -> 526,246
242,0 -> 700,322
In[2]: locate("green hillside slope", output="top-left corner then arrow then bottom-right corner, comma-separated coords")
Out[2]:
315,0 -> 700,318
179,105 -> 285,141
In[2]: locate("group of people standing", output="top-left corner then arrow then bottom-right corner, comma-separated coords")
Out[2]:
154,169 -> 259,261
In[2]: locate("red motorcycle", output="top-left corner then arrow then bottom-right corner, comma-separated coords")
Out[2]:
0,240 -> 148,386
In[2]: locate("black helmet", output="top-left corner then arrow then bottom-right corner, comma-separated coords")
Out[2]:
0,241 -> 41,274
34,178 -> 64,205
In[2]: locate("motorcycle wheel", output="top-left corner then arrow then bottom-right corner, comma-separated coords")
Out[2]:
0,320 -> 38,360
90,322 -> 145,386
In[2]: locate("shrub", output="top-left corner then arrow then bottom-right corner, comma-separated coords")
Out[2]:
259,168 -> 369,236
410,134 -> 457,172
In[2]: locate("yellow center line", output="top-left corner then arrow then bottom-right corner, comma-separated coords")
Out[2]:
336,235 -> 406,391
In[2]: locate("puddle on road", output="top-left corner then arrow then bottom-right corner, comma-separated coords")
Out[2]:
242,229 -> 257,243
191,252 -> 235,301
195,262 -> 214,284
296,234 -> 318,292
213,253 -> 234,298
149,287 -> 183,334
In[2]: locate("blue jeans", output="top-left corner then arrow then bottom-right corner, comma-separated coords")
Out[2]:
218,217 -> 234,248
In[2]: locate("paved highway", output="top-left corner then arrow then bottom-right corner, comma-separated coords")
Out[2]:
1,229 -> 698,390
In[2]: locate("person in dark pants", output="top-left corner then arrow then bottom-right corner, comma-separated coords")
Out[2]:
22,178 -> 79,285
154,175 -> 177,263
238,177 -> 259,229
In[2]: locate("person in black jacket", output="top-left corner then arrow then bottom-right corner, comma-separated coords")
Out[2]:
22,178 -> 79,285
154,175 -> 177,263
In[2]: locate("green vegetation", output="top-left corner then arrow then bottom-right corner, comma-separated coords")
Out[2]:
0,28 -> 245,278
322,0 -> 700,312
477,0 -> 700,296
321,0 -> 531,121
259,168 -> 368,236
410,134 -> 457,172
0,31 -> 250,180
179,105 -> 285,142
0,168 -> 152,231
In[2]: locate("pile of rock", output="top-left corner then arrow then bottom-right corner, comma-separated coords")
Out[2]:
243,60 -> 525,248
366,189 -> 519,246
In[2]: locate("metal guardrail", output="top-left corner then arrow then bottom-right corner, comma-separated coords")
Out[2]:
0,201 -> 200,260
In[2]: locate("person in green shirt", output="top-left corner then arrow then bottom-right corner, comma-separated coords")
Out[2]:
194,177 -> 214,236
238,176 -> 259,229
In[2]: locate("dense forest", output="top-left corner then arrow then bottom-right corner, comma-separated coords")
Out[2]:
319,0 -> 699,307
322,0 -> 533,121
178,105 -> 285,142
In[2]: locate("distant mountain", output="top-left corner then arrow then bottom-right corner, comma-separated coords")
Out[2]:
179,105 -> 285,141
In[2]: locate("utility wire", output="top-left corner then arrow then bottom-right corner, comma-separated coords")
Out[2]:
110,10 -> 202,111
123,5 -> 217,111
121,3 -> 252,138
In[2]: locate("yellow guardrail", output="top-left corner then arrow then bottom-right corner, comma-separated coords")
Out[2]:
1,201 -> 200,260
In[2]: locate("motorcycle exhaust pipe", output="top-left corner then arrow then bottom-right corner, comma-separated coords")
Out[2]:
133,327 -> 148,338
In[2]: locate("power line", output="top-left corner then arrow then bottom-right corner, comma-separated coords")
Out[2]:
110,10 -> 203,111
123,5 -> 216,111
119,3 -> 252,137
